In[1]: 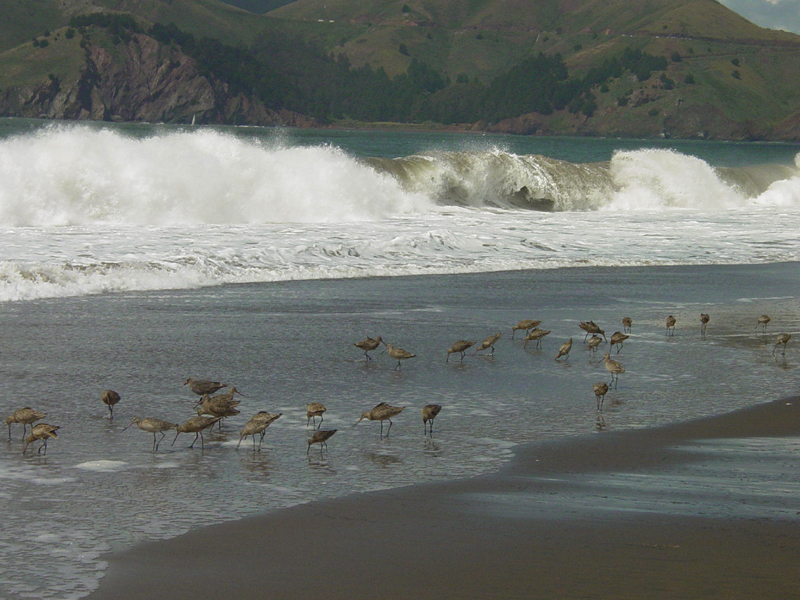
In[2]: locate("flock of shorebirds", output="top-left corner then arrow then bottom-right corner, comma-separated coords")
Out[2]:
5,313 -> 790,457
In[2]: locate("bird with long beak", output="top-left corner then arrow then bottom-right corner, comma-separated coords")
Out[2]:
354,402 -> 404,437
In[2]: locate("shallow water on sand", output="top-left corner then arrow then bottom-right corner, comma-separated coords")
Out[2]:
0,263 -> 798,599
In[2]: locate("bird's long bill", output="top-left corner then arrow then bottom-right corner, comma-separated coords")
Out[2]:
171,431 -> 180,446
234,390 -> 247,397
121,419 -> 138,432
352,416 -> 365,428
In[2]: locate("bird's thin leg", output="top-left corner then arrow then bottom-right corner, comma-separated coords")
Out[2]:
386,419 -> 393,437
380,421 -> 384,437
318,415 -> 323,429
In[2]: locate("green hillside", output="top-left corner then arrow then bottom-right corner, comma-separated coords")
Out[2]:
0,0 -> 798,139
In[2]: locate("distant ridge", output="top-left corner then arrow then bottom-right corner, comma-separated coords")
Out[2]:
0,0 -> 798,139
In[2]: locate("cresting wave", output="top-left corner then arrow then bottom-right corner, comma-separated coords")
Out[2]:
0,126 -> 799,226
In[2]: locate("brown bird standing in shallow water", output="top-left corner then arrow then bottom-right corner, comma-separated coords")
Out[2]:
237,412 -> 281,451
523,328 -> 550,349
756,315 -> 770,333
580,321 -> 606,343
609,332 -> 629,354
123,417 -> 178,451
665,315 -> 677,336
593,382 -> 609,411
622,317 -> 632,334
422,404 -> 441,435
307,429 -> 337,454
101,390 -> 121,419
184,378 -> 227,396
446,339 -> 476,362
355,402 -> 404,437
383,343 -> 416,370
473,332 -> 503,356
700,313 -> 710,336
773,333 -> 791,356
587,334 -> 603,355
5,407 -> 46,441
306,403 -> 327,428
22,423 -> 60,455
554,338 -> 573,360
172,416 -> 222,449
603,353 -> 625,389
511,320 -> 541,339
354,336 -> 382,361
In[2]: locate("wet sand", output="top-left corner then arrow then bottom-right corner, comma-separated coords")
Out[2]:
90,396 -> 800,600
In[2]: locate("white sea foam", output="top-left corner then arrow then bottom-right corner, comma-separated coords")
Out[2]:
73,460 -> 128,472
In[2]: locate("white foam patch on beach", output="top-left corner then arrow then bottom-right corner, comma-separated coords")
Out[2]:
73,460 -> 128,472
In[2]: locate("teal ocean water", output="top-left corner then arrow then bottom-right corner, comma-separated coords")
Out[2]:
0,119 -> 798,599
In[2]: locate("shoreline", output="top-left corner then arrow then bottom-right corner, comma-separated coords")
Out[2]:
88,396 -> 800,600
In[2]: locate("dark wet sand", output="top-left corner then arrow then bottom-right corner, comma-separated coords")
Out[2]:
90,396 -> 800,600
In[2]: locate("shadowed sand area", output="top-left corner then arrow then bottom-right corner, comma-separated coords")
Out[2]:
90,396 -> 800,600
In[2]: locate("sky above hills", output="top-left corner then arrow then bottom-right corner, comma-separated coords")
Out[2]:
718,0 -> 800,34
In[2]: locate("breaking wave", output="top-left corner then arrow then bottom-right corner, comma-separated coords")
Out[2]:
0,126 -> 799,227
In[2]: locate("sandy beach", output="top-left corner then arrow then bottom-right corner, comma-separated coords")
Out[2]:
89,395 -> 800,600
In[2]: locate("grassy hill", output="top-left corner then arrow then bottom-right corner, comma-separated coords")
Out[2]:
0,0 -> 799,139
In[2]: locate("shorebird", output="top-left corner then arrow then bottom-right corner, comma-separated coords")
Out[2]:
101,390 -> 121,419
593,382 -> 609,411
172,416 -> 222,449
602,353 -> 625,389
422,404 -> 441,435
665,315 -> 677,336
354,402 -> 404,437
622,317 -> 632,334
580,321 -> 606,343
5,407 -> 46,441
237,412 -> 281,450
122,417 -> 178,451
511,320 -> 541,339
22,423 -> 60,455
523,328 -> 550,349
587,334 -> 603,355
196,394 -> 241,427
700,313 -> 710,336
306,402 -> 327,428
554,338 -> 573,360
307,429 -> 337,454
446,339 -> 476,362
773,333 -> 791,356
354,336 -> 382,361
756,314 -> 771,333
184,377 -> 227,396
473,332 -> 502,355
384,343 -> 416,370
609,331 -> 629,353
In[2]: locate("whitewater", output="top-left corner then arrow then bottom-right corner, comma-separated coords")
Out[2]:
0,121 -> 799,302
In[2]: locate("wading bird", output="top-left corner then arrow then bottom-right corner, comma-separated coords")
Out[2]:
603,353 -> 625,389
184,378 -> 227,396
587,334 -> 603,355
555,338 -> 573,361
422,404 -> 441,435
580,321 -> 606,343
665,315 -> 677,336
101,390 -> 121,420
447,339 -> 476,362
523,328 -> 550,349
354,402 -> 404,437
172,416 -> 221,449
237,412 -> 281,451
609,331 -> 629,353
306,403 -> 327,428
756,315 -> 770,333
5,407 -> 46,441
773,333 -> 791,356
383,343 -> 416,371
700,313 -> 710,336
622,317 -> 632,334
122,417 -> 178,451
354,336 -> 382,361
473,332 -> 502,356
22,423 -> 60,455
593,382 -> 609,411
307,429 -> 337,454
511,320 -> 541,339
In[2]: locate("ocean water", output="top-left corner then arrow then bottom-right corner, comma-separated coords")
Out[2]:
0,119 -> 799,599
